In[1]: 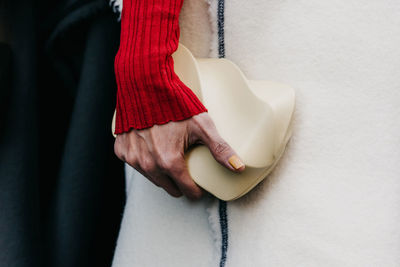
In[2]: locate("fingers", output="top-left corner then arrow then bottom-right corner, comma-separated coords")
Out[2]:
114,117 -> 217,201
150,172 -> 183,198
134,154 -> 202,200
128,157 -> 183,198
190,114 -> 245,172
117,137 -> 183,198
158,155 -> 203,200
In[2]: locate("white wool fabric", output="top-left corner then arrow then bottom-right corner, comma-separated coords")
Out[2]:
111,0 -> 400,266
218,0 -> 400,266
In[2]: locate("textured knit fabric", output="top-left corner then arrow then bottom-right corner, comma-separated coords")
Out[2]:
114,0 -> 208,134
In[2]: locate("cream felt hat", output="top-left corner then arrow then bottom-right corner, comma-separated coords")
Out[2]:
112,44 -> 295,201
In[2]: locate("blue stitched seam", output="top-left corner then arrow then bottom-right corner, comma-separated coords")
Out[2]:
217,0 -> 225,58
219,200 -> 228,267
217,1 -> 228,266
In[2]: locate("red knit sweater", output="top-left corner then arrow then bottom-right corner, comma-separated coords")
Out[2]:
113,0 -> 208,134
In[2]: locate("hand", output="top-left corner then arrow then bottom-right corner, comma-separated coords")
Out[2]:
114,112 -> 245,200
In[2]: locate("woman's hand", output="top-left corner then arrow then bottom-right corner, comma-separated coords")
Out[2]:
114,112 -> 245,200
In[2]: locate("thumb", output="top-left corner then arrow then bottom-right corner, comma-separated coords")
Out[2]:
189,113 -> 245,172
202,133 -> 246,173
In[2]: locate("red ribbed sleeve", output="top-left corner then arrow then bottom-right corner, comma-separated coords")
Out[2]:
113,0 -> 208,134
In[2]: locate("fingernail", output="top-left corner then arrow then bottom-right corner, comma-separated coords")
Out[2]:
228,155 -> 245,170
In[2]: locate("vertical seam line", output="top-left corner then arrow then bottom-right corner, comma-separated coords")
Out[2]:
217,1 -> 228,267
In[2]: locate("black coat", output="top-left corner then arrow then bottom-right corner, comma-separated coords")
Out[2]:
0,0 -> 125,266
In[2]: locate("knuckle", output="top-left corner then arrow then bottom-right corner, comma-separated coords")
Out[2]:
113,142 -> 123,159
158,155 -> 181,171
213,140 -> 230,155
113,142 -> 118,155
178,179 -> 201,200
187,188 -> 203,200
140,157 -> 155,173
126,152 -> 138,167
179,177 -> 192,188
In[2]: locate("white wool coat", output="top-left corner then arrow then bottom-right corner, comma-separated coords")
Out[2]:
111,0 -> 400,266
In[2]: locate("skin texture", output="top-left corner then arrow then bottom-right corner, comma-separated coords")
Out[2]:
114,112 -> 245,200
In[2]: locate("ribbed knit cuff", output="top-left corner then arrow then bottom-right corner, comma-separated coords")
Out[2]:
113,0 -> 207,134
